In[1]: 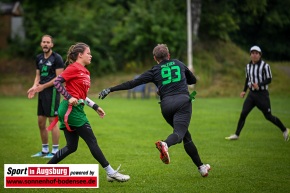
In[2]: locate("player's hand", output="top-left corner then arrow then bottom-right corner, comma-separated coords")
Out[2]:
68,97 -> 78,106
34,84 -> 45,93
99,88 -> 110,99
27,90 -> 35,99
252,83 -> 259,90
27,86 -> 37,99
96,107 -> 105,118
240,91 -> 246,98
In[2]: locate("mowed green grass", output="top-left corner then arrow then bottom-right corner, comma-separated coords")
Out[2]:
0,96 -> 290,193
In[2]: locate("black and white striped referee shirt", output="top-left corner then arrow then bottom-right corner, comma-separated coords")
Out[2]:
244,60 -> 272,92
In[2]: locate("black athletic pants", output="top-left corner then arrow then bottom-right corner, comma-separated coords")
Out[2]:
161,94 -> 203,167
47,123 -> 109,168
235,90 -> 286,136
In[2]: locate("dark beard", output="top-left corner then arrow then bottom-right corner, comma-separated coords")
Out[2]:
43,48 -> 51,53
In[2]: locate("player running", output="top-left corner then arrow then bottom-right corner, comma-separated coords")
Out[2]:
225,45 -> 289,141
48,42 -> 130,182
99,44 -> 211,177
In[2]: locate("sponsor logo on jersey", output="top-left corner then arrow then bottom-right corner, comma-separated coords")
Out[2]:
46,61 -> 52,66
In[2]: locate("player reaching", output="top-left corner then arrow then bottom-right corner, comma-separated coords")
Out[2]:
99,44 -> 211,177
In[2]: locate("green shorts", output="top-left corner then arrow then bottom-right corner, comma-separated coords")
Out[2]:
58,100 -> 89,129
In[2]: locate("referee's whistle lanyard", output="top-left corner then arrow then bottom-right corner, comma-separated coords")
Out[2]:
46,99 -> 85,132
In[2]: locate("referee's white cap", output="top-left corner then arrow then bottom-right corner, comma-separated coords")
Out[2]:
250,45 -> 262,53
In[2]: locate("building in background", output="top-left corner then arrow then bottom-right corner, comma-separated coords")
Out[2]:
0,1 -> 25,49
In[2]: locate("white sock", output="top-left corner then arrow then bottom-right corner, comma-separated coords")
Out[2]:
52,145 -> 59,154
104,165 -> 115,175
42,144 -> 49,153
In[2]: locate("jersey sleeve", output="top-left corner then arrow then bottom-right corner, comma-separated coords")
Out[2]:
54,75 -> 72,100
243,77 -> 248,92
258,63 -> 272,87
110,71 -> 152,92
54,53 -> 64,69
61,65 -> 76,81
264,63 -> 272,79
35,54 -> 41,70
184,66 -> 196,85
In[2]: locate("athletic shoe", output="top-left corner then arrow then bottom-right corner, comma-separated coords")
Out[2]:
198,164 -> 211,177
107,165 -> 130,182
31,152 -> 48,157
283,128 -> 289,141
225,134 -> 239,140
43,153 -> 55,159
155,141 -> 170,164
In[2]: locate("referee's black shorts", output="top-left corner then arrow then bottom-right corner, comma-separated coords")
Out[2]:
246,90 -> 271,114
37,86 -> 60,117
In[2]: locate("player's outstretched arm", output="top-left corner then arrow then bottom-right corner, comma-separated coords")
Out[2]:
99,88 -> 111,99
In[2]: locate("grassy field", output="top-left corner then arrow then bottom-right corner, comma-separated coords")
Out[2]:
0,96 -> 290,193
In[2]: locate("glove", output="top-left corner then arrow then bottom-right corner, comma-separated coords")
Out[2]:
99,88 -> 111,99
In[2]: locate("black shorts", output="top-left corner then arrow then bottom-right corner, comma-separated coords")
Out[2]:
245,90 -> 271,113
160,94 -> 192,129
37,86 -> 60,117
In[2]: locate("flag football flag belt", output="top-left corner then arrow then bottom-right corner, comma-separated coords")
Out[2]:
189,90 -> 197,101
46,99 -> 86,132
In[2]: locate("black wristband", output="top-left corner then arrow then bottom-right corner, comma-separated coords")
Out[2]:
92,104 -> 99,111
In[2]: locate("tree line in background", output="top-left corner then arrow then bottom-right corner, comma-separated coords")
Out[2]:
2,0 -> 290,76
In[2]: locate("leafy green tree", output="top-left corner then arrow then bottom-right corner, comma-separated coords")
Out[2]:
199,0 -> 239,41
10,0 -> 290,74
231,0 -> 290,60
110,0 -> 187,69
22,0 -> 120,75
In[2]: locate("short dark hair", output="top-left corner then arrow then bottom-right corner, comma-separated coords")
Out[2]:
153,44 -> 169,61
41,34 -> 53,43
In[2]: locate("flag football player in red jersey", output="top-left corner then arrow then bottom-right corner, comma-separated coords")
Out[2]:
48,42 -> 130,182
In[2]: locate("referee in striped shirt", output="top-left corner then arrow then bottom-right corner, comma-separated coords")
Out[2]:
226,45 -> 289,141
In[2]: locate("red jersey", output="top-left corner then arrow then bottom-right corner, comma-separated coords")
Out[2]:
61,62 -> 90,100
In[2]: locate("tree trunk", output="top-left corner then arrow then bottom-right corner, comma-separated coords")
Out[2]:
192,0 -> 202,42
